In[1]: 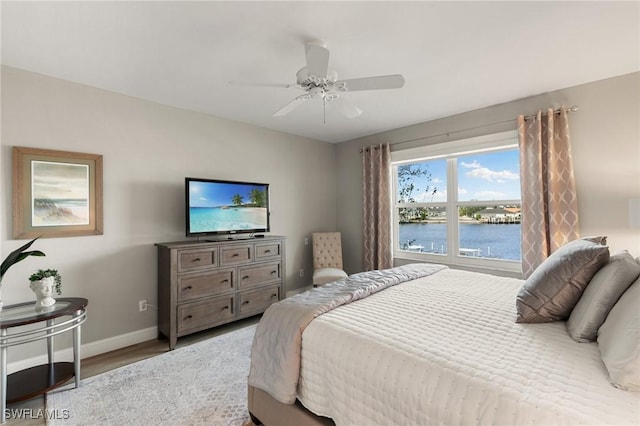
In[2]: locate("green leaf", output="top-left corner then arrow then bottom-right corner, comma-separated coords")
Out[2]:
0,237 -> 46,279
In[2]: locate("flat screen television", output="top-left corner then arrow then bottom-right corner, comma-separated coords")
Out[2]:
185,177 -> 270,238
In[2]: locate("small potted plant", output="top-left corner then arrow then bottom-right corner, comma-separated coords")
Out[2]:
29,269 -> 62,308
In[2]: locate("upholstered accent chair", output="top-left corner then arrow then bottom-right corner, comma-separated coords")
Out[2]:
312,232 -> 348,286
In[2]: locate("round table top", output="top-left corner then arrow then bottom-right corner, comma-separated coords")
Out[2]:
0,297 -> 88,328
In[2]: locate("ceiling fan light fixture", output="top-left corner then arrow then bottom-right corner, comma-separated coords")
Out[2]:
234,40 -> 404,119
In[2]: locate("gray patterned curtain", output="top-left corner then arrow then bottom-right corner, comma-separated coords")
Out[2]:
362,143 -> 392,271
518,107 -> 579,278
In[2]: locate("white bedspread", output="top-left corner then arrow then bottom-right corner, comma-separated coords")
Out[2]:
248,263 -> 447,404
297,268 -> 640,426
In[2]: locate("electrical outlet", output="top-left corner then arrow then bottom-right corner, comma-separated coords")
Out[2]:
299,269 -> 304,277
304,237 -> 309,246
139,299 -> 147,312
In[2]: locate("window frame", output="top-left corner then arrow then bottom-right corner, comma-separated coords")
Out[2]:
391,130 -> 522,273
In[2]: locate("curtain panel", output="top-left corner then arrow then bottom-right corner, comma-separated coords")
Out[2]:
518,107 -> 580,278
362,143 -> 393,271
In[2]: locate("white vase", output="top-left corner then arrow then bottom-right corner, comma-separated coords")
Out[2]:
30,277 -> 56,308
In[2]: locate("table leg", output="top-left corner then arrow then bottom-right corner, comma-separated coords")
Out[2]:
46,319 -> 54,363
1,328 -> 7,424
46,319 -> 55,387
73,312 -> 81,388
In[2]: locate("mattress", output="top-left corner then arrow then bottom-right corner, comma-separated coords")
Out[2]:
296,268 -> 640,426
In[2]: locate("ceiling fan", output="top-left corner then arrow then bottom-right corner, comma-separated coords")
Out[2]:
230,40 -> 405,119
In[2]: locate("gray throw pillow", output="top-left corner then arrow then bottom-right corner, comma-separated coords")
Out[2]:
583,235 -> 608,245
598,278 -> 640,391
516,238 -> 610,323
567,251 -> 640,342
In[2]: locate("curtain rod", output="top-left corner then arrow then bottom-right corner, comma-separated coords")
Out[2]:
360,105 -> 579,151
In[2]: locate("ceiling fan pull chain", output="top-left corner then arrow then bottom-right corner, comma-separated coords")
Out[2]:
323,99 -> 326,124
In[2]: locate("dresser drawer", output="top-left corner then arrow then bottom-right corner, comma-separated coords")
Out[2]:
178,248 -> 217,272
238,285 -> 280,316
177,269 -> 234,302
220,244 -> 253,266
255,242 -> 281,259
177,296 -> 235,333
238,262 -> 281,289
256,242 -> 280,260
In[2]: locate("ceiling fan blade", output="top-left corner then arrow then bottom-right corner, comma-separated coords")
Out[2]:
332,97 -> 363,119
337,74 -> 405,91
229,81 -> 296,89
273,95 -> 309,117
305,40 -> 330,79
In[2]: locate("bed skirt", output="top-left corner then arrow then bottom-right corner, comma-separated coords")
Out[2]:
247,385 -> 334,426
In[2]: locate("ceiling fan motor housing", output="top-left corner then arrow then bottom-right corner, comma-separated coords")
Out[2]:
296,67 -> 339,90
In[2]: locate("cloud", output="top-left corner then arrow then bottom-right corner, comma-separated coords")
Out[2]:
460,160 -> 519,183
460,160 -> 481,169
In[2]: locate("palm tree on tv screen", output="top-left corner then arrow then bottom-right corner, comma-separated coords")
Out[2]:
249,189 -> 266,207
231,194 -> 244,206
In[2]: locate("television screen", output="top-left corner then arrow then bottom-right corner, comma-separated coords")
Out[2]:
186,178 -> 270,237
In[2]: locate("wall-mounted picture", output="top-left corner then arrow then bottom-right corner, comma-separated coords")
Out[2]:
13,147 -> 103,239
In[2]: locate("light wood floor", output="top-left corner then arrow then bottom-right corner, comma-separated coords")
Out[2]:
6,316 -> 261,425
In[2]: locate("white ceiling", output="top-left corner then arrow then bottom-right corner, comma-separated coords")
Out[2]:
2,1 -> 638,143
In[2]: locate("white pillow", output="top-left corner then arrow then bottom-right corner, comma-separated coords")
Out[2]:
598,278 -> 640,391
567,251 -> 640,342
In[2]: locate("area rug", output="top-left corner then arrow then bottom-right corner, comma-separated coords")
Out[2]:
46,325 -> 257,426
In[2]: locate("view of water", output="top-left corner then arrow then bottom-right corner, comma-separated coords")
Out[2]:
399,223 -> 521,261
189,207 -> 267,233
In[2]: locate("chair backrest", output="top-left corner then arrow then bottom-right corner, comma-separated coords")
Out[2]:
312,232 -> 344,269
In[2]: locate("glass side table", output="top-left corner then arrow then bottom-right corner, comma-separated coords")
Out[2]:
0,297 -> 88,423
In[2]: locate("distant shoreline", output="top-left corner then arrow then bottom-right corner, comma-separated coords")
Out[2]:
400,217 -> 520,225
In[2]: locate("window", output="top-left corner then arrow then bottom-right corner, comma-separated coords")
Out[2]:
392,131 -> 521,272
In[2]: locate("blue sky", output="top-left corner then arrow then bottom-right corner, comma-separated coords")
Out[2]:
403,149 -> 521,202
189,181 -> 266,207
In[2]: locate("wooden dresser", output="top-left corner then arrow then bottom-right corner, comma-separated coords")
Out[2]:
156,236 -> 285,349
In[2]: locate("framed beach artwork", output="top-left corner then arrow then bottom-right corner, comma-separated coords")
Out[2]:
12,147 -> 103,239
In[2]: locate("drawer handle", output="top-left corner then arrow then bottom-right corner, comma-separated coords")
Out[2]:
242,301 -> 250,305
242,275 -> 250,280
221,279 -> 229,284
222,306 -> 229,311
232,253 -> 239,257
184,285 -> 193,290
192,258 -> 201,262
271,270 -> 277,275
184,315 -> 193,320
271,293 -> 277,298
264,249 -> 271,253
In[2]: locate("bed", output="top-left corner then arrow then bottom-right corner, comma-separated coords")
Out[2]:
247,243 -> 640,426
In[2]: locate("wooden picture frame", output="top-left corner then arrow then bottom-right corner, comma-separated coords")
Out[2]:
12,147 -> 103,239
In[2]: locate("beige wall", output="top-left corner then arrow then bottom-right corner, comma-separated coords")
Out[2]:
336,72 -> 640,274
1,66 -> 336,363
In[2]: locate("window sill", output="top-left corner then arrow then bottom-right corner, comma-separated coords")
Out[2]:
393,252 -> 523,279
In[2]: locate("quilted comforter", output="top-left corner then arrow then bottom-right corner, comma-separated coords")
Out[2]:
296,268 -> 640,425
247,263 -> 447,404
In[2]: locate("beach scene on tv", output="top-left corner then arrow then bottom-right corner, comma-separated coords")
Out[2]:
188,181 -> 268,233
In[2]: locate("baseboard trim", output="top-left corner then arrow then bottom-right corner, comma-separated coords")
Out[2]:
7,326 -> 158,374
